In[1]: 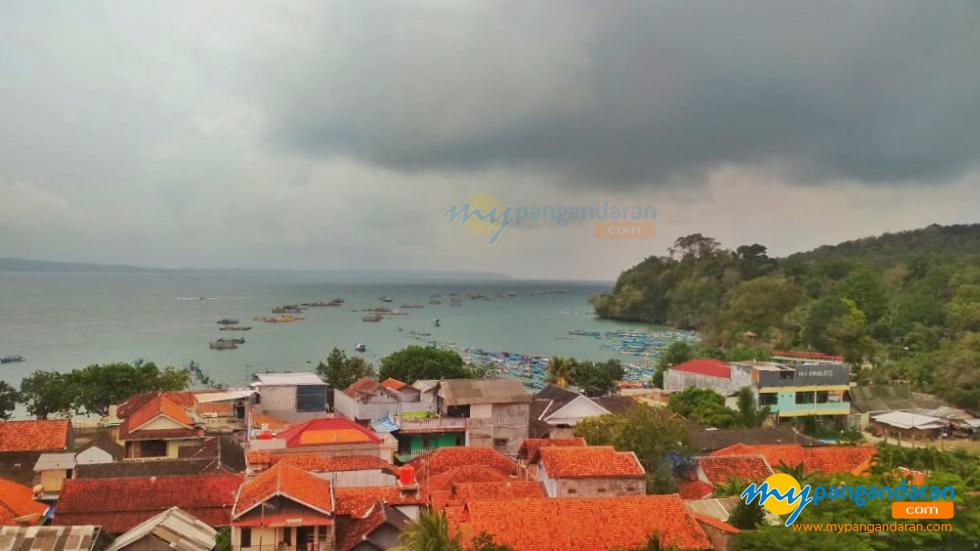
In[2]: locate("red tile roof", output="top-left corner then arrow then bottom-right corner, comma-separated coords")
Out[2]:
336,504 -> 387,551
407,447 -> 519,480
380,378 -> 407,391
711,444 -> 876,476
233,463 -> 332,521
677,479 -> 714,501
117,391 -> 197,419
671,359 -> 731,379
452,481 -> 546,502
697,455 -> 773,486
0,419 -> 72,452
518,438 -> 586,461
249,453 -> 398,476
118,395 -> 200,441
536,446 -> 645,479
454,495 -> 711,550
693,512 -> 741,535
0,479 -> 48,526
275,418 -> 381,447
249,408 -> 291,433
343,378 -> 381,398
334,487 -> 426,517
54,473 -> 242,532
424,464 -> 514,496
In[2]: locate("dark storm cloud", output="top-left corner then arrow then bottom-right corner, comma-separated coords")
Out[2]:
264,1 -> 980,186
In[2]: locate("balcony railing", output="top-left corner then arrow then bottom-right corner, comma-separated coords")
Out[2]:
394,416 -> 467,432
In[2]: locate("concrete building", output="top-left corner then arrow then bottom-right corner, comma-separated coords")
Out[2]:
664,359 -> 754,395
531,446 -> 645,498
737,361 -> 851,421
436,379 -> 531,457
251,373 -> 329,425
333,378 -> 434,423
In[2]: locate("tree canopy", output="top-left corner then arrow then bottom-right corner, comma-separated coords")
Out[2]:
592,225 -> 980,408
547,357 -> 624,396
380,345 -> 470,383
317,347 -> 374,403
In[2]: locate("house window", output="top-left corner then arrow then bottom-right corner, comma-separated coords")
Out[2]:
568,488 -> 577,494
241,528 -> 252,548
759,393 -> 778,406
816,391 -> 829,403
795,391 -> 815,404
296,385 -> 326,412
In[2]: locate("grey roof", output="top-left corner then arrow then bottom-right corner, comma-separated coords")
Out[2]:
252,372 -> 325,386
75,436 -> 244,479
33,452 -> 76,472
688,426 -> 825,453
438,378 -> 531,406
592,395 -> 636,414
106,507 -> 216,551
849,383 -> 946,413
0,526 -> 107,551
684,496 -> 741,522
75,434 -> 125,461
872,411 -> 948,430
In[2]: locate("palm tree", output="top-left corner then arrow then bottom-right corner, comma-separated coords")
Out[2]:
547,356 -> 575,387
393,511 -> 463,551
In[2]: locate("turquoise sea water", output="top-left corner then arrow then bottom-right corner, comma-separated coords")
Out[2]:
0,271 -> 690,389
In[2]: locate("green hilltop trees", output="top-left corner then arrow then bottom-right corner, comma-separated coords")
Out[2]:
592,225 -> 980,409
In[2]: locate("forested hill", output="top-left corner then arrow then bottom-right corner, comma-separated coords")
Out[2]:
590,224 -> 980,408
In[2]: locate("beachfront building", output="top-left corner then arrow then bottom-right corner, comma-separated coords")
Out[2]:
737,361 -> 851,422
435,379 -> 531,457
529,384 -> 635,438
250,373 -> 329,425
530,445 -> 645,498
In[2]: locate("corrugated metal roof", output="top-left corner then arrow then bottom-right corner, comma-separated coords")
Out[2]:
371,415 -> 400,434
195,389 -> 256,403
251,372 -> 325,386
0,526 -> 103,551
438,379 -> 531,406
33,453 -> 76,472
105,507 -> 216,551
872,411 -> 948,430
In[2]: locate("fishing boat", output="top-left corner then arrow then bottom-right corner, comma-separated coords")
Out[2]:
433,318 -> 441,327
0,355 -> 25,364
209,339 -> 240,350
216,318 -> 239,325
377,296 -> 394,303
400,304 -> 424,309
355,343 -> 367,352
361,312 -> 383,322
218,325 -> 252,331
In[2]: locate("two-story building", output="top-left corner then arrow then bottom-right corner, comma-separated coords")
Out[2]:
251,373 -> 330,425
735,361 -> 851,423
436,379 -> 531,457
332,378 -> 433,423
117,394 -> 205,459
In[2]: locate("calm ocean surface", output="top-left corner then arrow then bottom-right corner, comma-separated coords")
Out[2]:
0,272 -> 684,389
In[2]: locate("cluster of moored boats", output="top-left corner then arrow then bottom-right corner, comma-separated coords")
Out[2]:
0,355 -> 25,364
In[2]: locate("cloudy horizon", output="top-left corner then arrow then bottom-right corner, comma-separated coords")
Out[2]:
2,1 -> 979,280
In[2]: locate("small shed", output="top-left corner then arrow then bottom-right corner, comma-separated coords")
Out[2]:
33,452 -> 76,498
104,507 -> 217,551
872,411 -> 949,440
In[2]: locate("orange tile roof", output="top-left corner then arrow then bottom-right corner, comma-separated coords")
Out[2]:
343,378 -> 381,398
275,418 -> 381,447
249,453 -> 398,475
0,479 -> 48,525
336,504 -> 387,551
697,455 -> 773,485
334,487 -> 426,517
0,419 -> 71,452
518,438 -> 586,461
678,479 -> 714,501
380,378 -> 407,391
452,481 -> 546,502
249,409 -> 291,432
233,463 -> 332,520
117,391 -> 198,419
407,447 -> 519,480
454,495 -> 711,550
711,444 -> 877,476
54,473 -> 241,532
119,395 -> 196,440
536,446 -> 645,479
693,512 -> 740,535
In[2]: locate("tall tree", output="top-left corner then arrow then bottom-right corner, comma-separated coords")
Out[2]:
19,371 -> 74,419
0,381 -> 18,420
546,356 -> 576,387
393,511 -> 462,551
317,347 -> 375,404
380,346 -> 469,383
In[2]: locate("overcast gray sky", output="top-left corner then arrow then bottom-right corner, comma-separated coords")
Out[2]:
2,1 -> 979,280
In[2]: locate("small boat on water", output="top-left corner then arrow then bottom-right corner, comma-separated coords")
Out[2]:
377,296 -> 394,303
0,355 -> 25,364
252,315 -> 305,323
361,312 -> 384,322
429,299 -> 442,305
355,343 -> 367,352
400,304 -> 424,309
217,318 -> 239,325
219,325 -> 252,331
433,318 -> 441,327
209,338 -> 243,350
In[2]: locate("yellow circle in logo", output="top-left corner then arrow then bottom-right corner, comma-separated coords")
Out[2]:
463,194 -> 504,235
760,473 -> 803,516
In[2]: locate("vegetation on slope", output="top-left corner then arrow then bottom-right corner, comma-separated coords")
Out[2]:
591,224 -> 980,409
